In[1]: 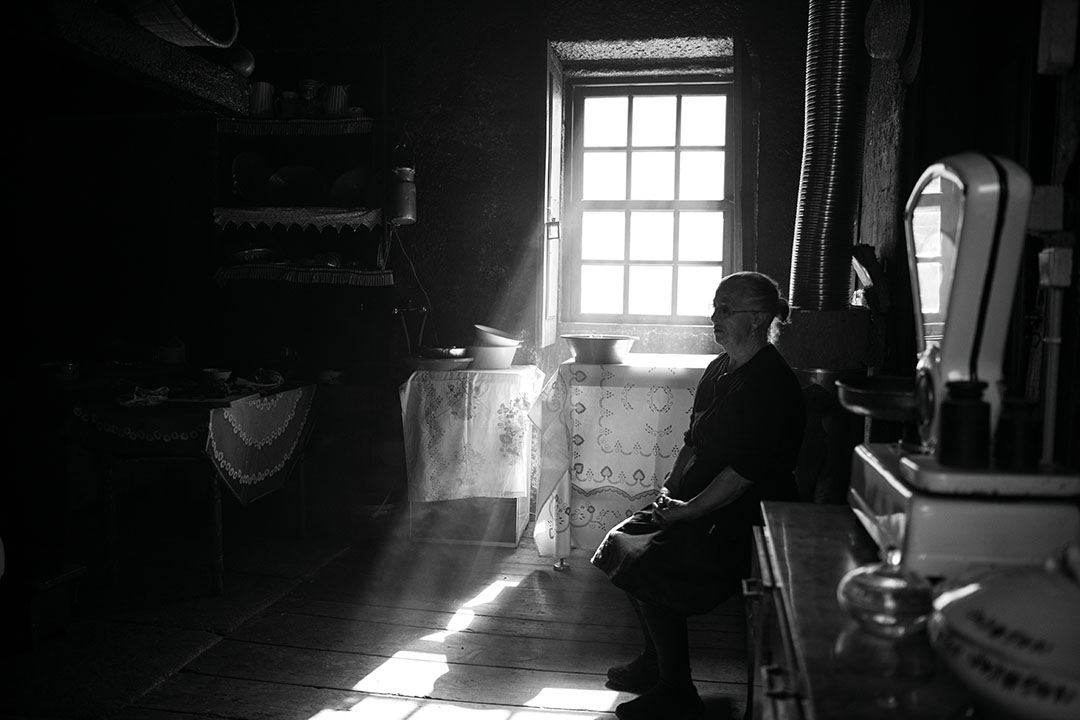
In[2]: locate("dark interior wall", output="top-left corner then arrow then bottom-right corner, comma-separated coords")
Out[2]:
17,0 -> 809,371
17,91 -> 220,368
378,2 -> 550,353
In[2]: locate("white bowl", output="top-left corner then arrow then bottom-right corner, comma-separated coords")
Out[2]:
473,324 -> 521,347
562,334 -> 638,364
468,345 -> 517,369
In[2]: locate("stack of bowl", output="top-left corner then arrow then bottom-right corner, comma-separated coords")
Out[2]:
469,324 -> 521,369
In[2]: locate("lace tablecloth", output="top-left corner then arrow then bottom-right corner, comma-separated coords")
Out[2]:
69,385 -> 315,505
400,366 -> 545,503
528,354 -> 712,559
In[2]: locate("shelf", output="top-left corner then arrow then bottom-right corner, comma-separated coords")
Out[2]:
214,263 -> 394,288
46,0 -> 249,115
213,206 -> 382,231
216,117 -> 375,136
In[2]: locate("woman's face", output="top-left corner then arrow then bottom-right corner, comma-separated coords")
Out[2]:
711,283 -> 755,348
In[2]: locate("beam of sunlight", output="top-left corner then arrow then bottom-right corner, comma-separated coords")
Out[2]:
411,706 -> 511,719
421,607 -> 475,642
510,712 -> 604,720
309,701 -> 597,720
527,687 -> 622,712
422,579 -> 521,641
307,697 -> 420,720
463,579 -> 520,608
352,651 -> 449,696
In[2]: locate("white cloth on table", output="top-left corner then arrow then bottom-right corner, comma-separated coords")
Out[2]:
528,354 -> 712,559
401,366 -> 545,503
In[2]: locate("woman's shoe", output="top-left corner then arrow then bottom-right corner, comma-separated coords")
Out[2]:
605,654 -> 659,692
614,682 -> 704,720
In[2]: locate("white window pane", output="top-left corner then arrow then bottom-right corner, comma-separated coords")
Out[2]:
678,211 -> 724,261
912,207 -> 942,258
581,265 -> 624,314
918,262 -> 942,314
582,211 -> 626,260
681,95 -> 726,145
632,96 -> 676,146
583,96 -> 628,147
677,266 -> 725,316
630,151 -> 674,200
583,152 -> 627,200
628,266 -> 672,315
629,212 -> 673,260
679,150 -> 724,200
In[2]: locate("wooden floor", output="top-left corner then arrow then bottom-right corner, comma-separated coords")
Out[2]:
111,513 -> 751,720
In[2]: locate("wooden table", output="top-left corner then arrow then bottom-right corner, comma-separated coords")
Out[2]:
745,502 -> 976,719
400,366 -> 544,547
65,384 -> 316,594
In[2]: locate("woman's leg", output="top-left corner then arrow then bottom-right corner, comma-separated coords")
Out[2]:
640,601 -> 692,689
615,602 -> 703,720
606,593 -> 659,691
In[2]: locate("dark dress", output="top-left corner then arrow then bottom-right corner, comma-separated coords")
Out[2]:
590,344 -> 804,615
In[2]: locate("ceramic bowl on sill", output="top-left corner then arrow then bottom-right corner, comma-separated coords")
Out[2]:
562,334 -> 638,365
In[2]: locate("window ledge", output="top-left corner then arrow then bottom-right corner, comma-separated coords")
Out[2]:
556,322 -> 716,355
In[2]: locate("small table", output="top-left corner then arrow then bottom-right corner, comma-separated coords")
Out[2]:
66,384 -> 316,594
400,365 -> 544,546
528,353 -> 712,561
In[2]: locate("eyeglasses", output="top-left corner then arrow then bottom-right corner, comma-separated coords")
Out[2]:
712,303 -> 760,320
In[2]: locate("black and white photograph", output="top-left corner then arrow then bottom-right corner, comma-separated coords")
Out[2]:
5,1 -> 1079,719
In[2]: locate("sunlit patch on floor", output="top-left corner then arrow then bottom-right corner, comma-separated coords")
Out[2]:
463,579 -> 520,607
352,651 -> 449,695
421,579 -> 520,642
308,696 -> 419,719
528,687 -> 621,711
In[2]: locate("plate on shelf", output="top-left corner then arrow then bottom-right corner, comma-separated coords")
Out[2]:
231,151 -> 272,202
330,167 -> 373,207
231,247 -> 276,264
266,165 -> 328,205
404,357 -> 473,372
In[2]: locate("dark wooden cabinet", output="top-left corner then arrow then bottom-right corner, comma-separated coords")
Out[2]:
744,503 -> 976,720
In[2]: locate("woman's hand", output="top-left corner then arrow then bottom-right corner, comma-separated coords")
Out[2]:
653,493 -> 698,526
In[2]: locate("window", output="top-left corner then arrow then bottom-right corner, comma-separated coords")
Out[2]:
564,82 -> 734,324
909,176 -> 958,344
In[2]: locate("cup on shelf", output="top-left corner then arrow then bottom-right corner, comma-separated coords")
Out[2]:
323,84 -> 349,118
249,81 -> 275,118
300,78 -> 326,117
277,91 -> 300,120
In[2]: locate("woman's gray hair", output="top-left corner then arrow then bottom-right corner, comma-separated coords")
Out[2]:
720,271 -> 792,343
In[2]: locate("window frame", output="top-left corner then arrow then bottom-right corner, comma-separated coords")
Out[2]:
562,77 -> 737,327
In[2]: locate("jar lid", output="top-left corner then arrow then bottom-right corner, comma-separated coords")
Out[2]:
837,550 -> 933,638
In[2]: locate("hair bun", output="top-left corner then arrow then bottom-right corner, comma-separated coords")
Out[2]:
776,297 -> 791,323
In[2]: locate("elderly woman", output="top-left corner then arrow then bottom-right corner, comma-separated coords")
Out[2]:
592,271 -> 805,720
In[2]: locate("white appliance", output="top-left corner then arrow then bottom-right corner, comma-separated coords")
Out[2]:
841,152 -> 1080,581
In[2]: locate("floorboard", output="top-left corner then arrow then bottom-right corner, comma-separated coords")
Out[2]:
110,513 -> 750,720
